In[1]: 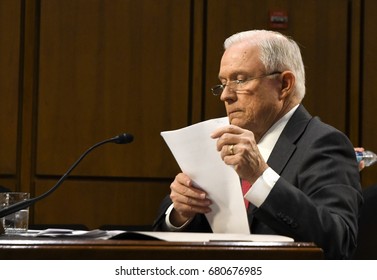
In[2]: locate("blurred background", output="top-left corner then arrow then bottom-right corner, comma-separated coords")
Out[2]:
0,0 -> 375,229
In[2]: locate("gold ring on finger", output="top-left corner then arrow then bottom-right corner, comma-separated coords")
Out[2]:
229,144 -> 234,155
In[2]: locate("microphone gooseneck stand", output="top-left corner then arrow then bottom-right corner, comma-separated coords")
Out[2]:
0,133 -> 133,219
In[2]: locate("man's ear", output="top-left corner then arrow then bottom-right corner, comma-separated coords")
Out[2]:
280,71 -> 295,99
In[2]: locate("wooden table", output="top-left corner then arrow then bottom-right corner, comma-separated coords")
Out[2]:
0,237 -> 323,259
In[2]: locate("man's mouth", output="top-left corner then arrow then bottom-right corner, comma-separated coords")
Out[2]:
228,109 -> 242,116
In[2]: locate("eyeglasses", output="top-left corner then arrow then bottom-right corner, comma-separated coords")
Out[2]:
211,71 -> 282,96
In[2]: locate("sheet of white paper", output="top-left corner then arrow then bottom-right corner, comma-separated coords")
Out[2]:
107,231 -> 293,242
161,117 -> 250,234
22,229 -> 293,242
138,231 -> 293,242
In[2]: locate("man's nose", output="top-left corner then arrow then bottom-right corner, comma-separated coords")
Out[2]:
220,86 -> 237,102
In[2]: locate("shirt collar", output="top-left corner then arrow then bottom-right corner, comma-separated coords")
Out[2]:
257,104 -> 299,161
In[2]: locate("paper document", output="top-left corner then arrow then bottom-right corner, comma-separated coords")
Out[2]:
19,229 -> 109,239
137,231 -> 293,242
18,229 -> 293,242
161,117 -> 250,234
109,231 -> 294,242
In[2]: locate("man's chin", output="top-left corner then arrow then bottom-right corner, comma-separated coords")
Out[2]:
229,118 -> 256,131
229,118 -> 244,127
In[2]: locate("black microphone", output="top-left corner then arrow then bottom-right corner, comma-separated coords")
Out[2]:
0,133 -> 134,218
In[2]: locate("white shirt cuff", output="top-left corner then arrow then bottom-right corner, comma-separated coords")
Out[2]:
164,204 -> 193,231
244,167 -> 279,207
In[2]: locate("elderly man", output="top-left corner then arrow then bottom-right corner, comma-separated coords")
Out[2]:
153,30 -> 362,259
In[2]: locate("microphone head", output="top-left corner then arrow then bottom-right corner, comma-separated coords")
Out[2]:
113,133 -> 134,144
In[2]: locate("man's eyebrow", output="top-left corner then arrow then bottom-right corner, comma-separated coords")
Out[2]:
218,71 -> 250,80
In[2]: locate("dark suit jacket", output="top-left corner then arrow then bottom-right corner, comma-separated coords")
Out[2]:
153,105 -> 362,259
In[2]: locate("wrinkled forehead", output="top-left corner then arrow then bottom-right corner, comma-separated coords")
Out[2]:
219,42 -> 264,77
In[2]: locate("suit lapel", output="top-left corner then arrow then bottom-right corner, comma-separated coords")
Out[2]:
267,105 -> 313,174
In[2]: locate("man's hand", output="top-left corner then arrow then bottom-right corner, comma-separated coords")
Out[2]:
169,173 -> 212,227
355,147 -> 365,171
211,125 -> 268,184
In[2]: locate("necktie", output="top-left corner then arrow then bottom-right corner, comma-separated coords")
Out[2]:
241,179 -> 251,208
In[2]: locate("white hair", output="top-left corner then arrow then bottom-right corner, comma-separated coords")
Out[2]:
224,30 -> 306,100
